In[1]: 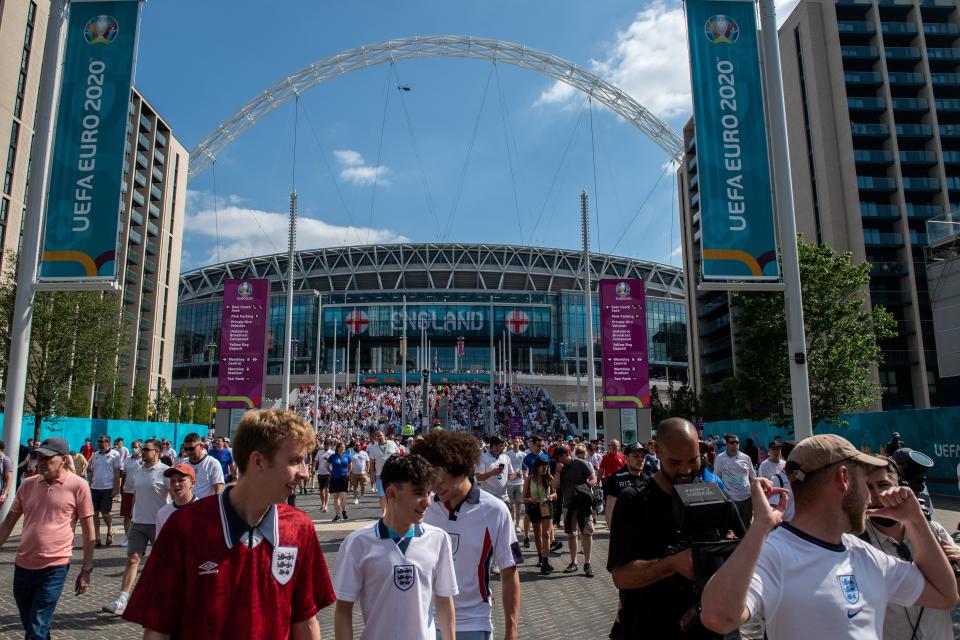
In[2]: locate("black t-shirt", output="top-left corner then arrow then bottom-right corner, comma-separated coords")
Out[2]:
603,465 -> 642,500
607,478 -> 735,639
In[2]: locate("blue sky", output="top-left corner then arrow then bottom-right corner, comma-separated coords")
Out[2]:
133,0 -> 796,272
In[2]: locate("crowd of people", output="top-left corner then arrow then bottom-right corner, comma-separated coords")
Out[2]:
1,395 -> 959,639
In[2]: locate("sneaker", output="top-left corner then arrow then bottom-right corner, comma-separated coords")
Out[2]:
332,515 -> 342,523
95,540 -> 102,549
354,498 -> 359,505
121,539 -> 128,548
102,596 -> 128,615
534,558 -> 543,568
342,511 -> 348,520
550,540 -> 563,552
523,537 -> 531,549
562,563 -> 579,574
540,559 -> 554,574
584,563 -> 594,578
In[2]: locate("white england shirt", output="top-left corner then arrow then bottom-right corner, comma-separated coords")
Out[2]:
127,462 -> 170,525
189,454 -> 225,499
714,451 -> 756,502
367,441 -> 398,477
90,449 -> 122,490
475,452 -> 514,500
745,523 -> 924,640
425,481 -> 523,633
504,450 -> 526,487
333,520 -> 458,640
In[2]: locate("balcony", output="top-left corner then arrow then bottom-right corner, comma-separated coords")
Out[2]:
902,177 -> 940,191
147,221 -> 159,237
881,22 -> 918,35
687,155 -> 698,173
126,250 -> 140,265
895,123 -> 933,138
698,298 -> 728,318
843,45 -> 880,59
839,20 -> 876,34
935,99 -> 960,112
128,228 -> 142,245
851,123 -> 889,137
857,176 -> 897,191
144,259 -> 157,274
835,0 -> 872,5
131,190 -> 145,207
947,176 -> 960,191
138,114 -> 152,133
898,150 -> 936,165
932,73 -> 960,86
939,124 -> 960,137
139,317 -> 152,332
882,350 -> 917,366
130,209 -> 143,226
909,230 -> 929,244
135,151 -> 148,169
925,23 -> 960,35
870,290 -> 911,306
885,47 -> 922,60
699,314 -> 731,337
863,229 -> 904,246
906,204 -> 943,218
927,48 -> 960,61
689,173 -> 699,189
122,289 -> 136,305
848,97 -> 887,113
154,149 -> 166,166
703,337 -> 732,356
148,203 -> 161,219
895,319 -> 915,335
141,298 -> 153,313
142,279 -> 155,293
151,165 -> 164,183
861,203 -> 900,219
870,261 -> 908,277
888,72 -> 925,86
690,191 -> 700,209
854,149 -> 893,165
146,240 -> 158,256
150,185 -> 162,201
137,133 -> 149,150
134,171 -> 147,188
845,71 -> 884,86
703,357 -> 733,376
155,131 -> 167,148
891,98 -> 928,112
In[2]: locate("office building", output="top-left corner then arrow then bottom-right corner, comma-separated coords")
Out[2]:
680,0 -> 959,408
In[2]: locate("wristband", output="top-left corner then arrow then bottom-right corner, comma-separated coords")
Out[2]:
80,566 -> 93,573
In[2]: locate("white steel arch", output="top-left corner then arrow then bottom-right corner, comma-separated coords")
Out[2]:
187,35 -> 683,178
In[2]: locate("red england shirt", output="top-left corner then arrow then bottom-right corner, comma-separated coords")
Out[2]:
123,489 -> 335,638
599,452 -> 626,481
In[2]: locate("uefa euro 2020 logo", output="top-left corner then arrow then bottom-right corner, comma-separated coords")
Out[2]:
237,282 -> 254,299
83,15 -> 119,45
705,15 -> 739,45
615,282 -> 630,299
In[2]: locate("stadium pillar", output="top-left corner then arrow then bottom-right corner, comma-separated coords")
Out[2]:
574,309 -> 582,434
282,192 -> 297,409
331,317 -> 338,393
759,0 -> 813,440
0,0 -> 67,523
581,191 -> 598,440
314,293 -> 321,430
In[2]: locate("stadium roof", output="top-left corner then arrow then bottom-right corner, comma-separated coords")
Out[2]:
178,243 -> 685,303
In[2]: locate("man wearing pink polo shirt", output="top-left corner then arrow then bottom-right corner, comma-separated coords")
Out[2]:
0,437 -> 96,639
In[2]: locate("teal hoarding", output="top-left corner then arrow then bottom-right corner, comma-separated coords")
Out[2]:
686,0 -> 780,280
40,1 -> 142,283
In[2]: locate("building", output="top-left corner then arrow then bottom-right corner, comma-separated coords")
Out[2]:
0,1 -> 188,410
173,243 -> 689,425
679,0 -> 959,408
925,214 -> 960,403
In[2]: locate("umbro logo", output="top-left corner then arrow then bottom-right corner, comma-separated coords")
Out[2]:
198,561 -> 219,575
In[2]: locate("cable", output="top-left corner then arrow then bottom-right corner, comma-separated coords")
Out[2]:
670,163 -> 677,266
300,102 -> 361,244
493,63 -> 524,244
392,63 -> 443,242
211,160 -> 221,264
609,161 -> 671,255
366,65 -> 392,245
589,97 -> 601,253
443,63 -> 495,242
527,99 -> 589,245
292,95 -> 299,193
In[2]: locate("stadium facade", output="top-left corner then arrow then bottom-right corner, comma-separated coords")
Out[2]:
172,243 -> 689,411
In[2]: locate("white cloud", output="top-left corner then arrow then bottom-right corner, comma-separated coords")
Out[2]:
184,191 -> 408,266
536,2 -> 692,119
333,149 -> 363,167
669,244 -> 683,257
332,149 -> 391,186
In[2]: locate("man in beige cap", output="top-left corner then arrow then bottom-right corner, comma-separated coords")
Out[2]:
701,434 -> 959,639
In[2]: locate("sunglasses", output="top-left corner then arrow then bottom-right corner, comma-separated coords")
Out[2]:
894,541 -> 913,562
142,447 -> 158,453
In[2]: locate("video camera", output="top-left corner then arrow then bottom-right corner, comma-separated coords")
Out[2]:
891,448 -> 935,519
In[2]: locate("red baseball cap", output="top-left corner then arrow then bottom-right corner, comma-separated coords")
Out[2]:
163,463 -> 196,481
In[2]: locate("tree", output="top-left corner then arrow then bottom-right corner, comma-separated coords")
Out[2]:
177,390 -> 193,423
154,378 -> 173,422
0,252 -> 129,441
667,383 -> 700,422
192,381 -> 213,426
723,238 -> 896,428
129,380 -> 150,421
649,385 -> 669,427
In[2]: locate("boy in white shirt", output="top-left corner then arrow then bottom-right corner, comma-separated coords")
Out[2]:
334,454 -> 456,640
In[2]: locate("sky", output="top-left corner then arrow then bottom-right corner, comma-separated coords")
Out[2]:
133,0 -> 800,272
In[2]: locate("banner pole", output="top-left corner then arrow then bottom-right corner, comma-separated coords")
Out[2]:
1,0 -> 69,522
581,191 -> 598,441
757,0 -> 813,440
401,295 -> 407,428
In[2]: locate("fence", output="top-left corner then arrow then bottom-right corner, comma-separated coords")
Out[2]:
6,413 -> 209,453
704,407 -> 960,497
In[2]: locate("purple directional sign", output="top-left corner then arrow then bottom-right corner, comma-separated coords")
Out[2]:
217,279 -> 270,410
600,279 -> 650,409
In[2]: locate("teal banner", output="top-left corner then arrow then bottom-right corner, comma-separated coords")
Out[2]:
686,0 -> 779,280
40,1 -> 142,283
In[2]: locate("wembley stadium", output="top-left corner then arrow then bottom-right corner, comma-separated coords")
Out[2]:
172,242 -> 689,423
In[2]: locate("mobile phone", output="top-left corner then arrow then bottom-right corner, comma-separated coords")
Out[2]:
498,463 -> 505,470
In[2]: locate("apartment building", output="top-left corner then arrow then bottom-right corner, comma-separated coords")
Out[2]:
679,0 -> 959,408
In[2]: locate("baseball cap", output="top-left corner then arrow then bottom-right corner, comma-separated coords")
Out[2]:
785,434 -> 887,482
163,463 -> 196,481
34,437 -> 69,457
623,442 -> 648,456
565,435 -> 575,441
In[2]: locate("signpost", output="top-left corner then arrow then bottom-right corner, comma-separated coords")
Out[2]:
685,0 -> 779,281
600,279 -> 650,410
216,279 -> 270,411
39,0 -> 143,286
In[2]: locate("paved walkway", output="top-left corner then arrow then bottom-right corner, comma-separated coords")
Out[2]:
1,490 -> 957,638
